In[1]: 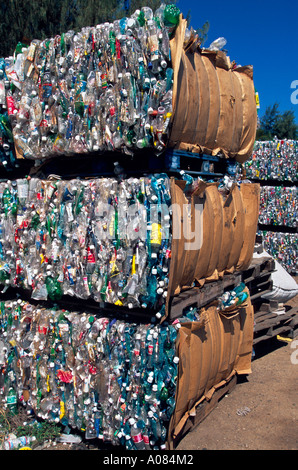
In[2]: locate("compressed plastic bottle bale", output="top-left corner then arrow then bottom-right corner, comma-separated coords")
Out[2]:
0,175 -> 172,315
0,300 -> 180,450
5,6 -> 181,160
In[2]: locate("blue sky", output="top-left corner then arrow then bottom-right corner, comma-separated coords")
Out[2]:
177,0 -> 298,123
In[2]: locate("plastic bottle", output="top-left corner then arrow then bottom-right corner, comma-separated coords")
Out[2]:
141,272 -> 158,309
140,419 -> 151,450
6,88 -> 18,126
163,4 -> 181,35
208,37 -> 227,51
2,435 -> 36,450
147,20 -> 159,72
130,419 -> 147,450
149,211 -> 162,260
147,409 -> 162,441
6,387 -> 18,414
180,170 -> 193,193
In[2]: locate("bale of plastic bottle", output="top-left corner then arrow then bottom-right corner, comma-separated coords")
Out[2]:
0,174 -> 173,318
259,186 -> 297,228
5,5 -> 180,160
260,231 -> 298,276
0,299 -> 180,450
244,139 -> 298,181
0,283 -> 253,450
0,173 -> 260,318
3,5 -> 256,164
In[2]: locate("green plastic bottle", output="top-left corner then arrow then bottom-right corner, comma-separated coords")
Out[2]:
45,276 -> 63,301
163,4 -> 180,35
7,387 -> 18,415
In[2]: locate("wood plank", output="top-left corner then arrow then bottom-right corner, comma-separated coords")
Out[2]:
254,312 -> 279,322
254,316 -> 282,333
266,325 -> 292,337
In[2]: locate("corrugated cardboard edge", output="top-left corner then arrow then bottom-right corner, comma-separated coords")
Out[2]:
237,183 -> 260,270
170,15 -> 187,117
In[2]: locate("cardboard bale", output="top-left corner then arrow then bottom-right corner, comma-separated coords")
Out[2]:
166,180 -> 260,313
169,17 -> 257,163
167,289 -> 254,447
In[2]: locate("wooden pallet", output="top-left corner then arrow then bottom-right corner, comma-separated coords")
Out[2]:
168,256 -> 275,321
242,256 -> 275,301
253,302 -> 298,345
169,272 -> 242,321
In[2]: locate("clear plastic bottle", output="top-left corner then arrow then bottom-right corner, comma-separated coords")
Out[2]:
130,419 -> 147,450
2,435 -> 36,450
208,37 -> 227,51
147,20 -> 159,72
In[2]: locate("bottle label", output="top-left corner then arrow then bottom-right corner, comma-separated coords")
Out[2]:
132,432 -> 143,444
150,223 -> 162,245
148,344 -> 153,355
67,266 -> 74,285
83,276 -> 90,294
66,203 -> 74,222
58,322 -> 69,332
42,83 -> 52,99
6,96 -> 16,116
0,82 -> 5,105
7,395 -> 17,405
18,183 -> 29,199
142,434 -> 150,445
38,325 -> 48,335
87,249 -> 96,264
